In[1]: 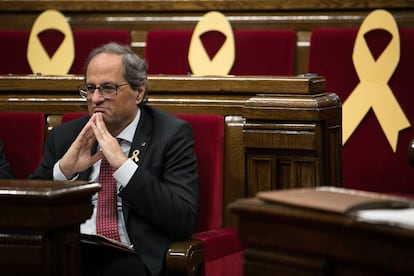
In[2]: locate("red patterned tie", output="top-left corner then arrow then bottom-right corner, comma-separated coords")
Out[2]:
96,157 -> 120,241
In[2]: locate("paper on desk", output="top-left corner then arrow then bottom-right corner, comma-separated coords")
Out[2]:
355,208 -> 414,230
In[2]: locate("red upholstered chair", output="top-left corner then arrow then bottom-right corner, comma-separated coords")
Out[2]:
0,30 -> 32,74
308,28 -> 414,197
69,30 -> 130,74
61,112 -> 244,276
144,29 -> 296,75
0,112 -> 45,179
0,29 -> 130,74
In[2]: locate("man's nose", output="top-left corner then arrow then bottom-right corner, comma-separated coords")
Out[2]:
91,88 -> 105,101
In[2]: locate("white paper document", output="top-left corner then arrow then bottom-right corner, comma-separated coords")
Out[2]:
355,208 -> 414,230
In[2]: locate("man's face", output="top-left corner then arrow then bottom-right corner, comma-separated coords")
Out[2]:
85,52 -> 145,135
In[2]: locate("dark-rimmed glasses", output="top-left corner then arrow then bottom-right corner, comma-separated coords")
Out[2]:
78,83 -> 129,99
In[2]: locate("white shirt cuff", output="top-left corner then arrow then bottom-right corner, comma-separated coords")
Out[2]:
113,158 -> 138,190
53,160 -> 79,181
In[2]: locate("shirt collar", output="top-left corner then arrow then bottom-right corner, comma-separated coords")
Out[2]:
117,108 -> 141,144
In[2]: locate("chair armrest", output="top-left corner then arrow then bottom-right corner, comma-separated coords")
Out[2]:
166,239 -> 204,276
191,228 -> 243,261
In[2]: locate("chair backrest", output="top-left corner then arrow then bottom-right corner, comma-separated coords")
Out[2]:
61,112 -> 89,124
69,29 -> 131,74
144,29 -> 296,76
0,29 -> 130,74
0,30 -> 32,74
0,112 -> 45,179
62,112 -> 225,231
175,114 -> 224,232
307,27 -> 414,195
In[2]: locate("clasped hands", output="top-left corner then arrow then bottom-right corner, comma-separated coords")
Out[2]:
59,112 -> 128,179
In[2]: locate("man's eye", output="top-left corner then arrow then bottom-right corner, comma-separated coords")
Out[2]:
102,84 -> 116,90
86,85 -> 96,91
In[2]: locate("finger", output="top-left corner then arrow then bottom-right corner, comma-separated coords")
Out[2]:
91,113 -> 109,141
72,121 -> 94,148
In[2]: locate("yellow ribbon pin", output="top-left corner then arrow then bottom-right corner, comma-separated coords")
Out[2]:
27,9 -> 75,75
131,149 -> 140,163
343,9 -> 410,152
188,11 -> 235,76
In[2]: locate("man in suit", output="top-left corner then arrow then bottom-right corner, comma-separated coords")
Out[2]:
0,140 -> 13,178
30,42 -> 199,276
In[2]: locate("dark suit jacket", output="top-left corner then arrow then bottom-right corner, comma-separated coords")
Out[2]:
30,105 -> 199,276
0,140 -> 13,179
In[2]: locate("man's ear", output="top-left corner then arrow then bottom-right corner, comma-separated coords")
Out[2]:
135,83 -> 146,104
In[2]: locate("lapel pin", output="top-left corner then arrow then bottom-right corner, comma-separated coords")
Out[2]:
131,149 -> 140,162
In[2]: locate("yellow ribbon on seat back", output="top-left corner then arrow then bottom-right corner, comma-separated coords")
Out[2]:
27,9 -> 75,75
342,10 -> 410,152
343,9 -> 410,152
188,11 -> 235,76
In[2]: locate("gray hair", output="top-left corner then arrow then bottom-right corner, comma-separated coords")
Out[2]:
84,42 -> 149,103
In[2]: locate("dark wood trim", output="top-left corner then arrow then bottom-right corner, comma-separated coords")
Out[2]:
0,0 -> 413,12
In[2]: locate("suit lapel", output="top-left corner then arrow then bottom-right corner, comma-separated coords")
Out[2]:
123,106 -> 152,222
127,106 -> 152,167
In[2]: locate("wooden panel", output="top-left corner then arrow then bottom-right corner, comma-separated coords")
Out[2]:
243,123 -> 317,150
0,74 -> 325,117
277,158 -> 292,190
243,248 -> 326,275
1,0 -> 413,12
242,93 -> 341,192
246,155 -> 275,195
295,158 -> 318,188
278,157 -> 318,189
245,152 -> 319,196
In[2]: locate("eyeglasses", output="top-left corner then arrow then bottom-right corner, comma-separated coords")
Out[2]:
78,83 -> 129,99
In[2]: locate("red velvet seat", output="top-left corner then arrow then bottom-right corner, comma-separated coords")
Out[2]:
307,28 -> 414,197
61,112 -> 244,276
144,29 -> 296,76
0,112 -> 45,179
0,29 -> 130,74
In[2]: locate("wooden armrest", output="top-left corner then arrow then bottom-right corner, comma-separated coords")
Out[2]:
409,139 -> 414,167
166,239 -> 204,276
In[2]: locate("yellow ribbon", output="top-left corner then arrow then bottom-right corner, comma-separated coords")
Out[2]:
188,11 -> 235,76
343,9 -> 410,152
131,149 -> 140,163
27,9 -> 74,75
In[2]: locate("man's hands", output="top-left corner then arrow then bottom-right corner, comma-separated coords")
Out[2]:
59,113 -> 128,179
91,112 -> 128,169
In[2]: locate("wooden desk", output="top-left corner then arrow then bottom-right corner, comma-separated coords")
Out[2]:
0,179 -> 100,276
229,196 -> 414,275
